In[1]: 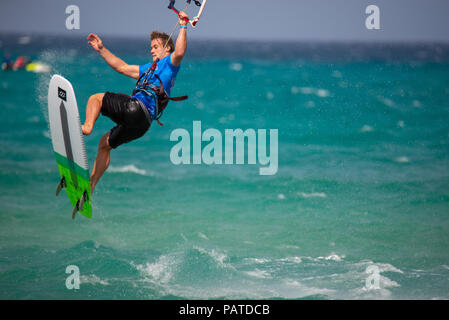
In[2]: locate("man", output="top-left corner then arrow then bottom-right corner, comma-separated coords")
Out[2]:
82,12 -> 189,192
1,53 -> 13,71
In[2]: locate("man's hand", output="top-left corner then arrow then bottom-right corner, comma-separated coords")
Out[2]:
87,33 -> 104,52
178,11 -> 189,27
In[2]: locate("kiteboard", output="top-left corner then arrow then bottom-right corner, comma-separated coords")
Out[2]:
26,62 -> 51,73
48,74 -> 91,219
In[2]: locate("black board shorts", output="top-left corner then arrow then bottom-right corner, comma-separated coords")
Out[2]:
101,92 -> 151,149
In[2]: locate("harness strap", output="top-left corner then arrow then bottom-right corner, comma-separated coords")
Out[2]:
168,96 -> 188,101
133,71 -> 188,126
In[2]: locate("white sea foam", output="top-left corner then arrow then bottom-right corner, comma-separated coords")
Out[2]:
244,258 -> 271,264
278,256 -> 302,264
198,232 -> 209,240
380,276 -> 400,288
297,87 -> 330,98
354,261 -> 403,298
394,156 -> 410,163
245,269 -> 272,279
360,125 -> 374,132
135,246 -> 232,286
375,262 -> 404,274
280,279 -> 335,298
378,96 -> 395,108
355,272 -> 400,299
133,254 -> 177,284
229,63 -> 242,71
133,251 -> 342,299
277,244 -> 300,249
194,246 -> 230,268
108,164 -> 150,176
316,89 -> 330,97
300,87 -> 314,94
325,254 -> 345,262
80,274 -> 109,286
328,260 -> 402,299
298,192 -> 326,198
317,253 -> 345,262
133,252 -> 404,300
356,286 -> 394,299
158,277 -> 332,300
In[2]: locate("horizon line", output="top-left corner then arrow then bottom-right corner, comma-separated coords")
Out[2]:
1,31 -> 449,46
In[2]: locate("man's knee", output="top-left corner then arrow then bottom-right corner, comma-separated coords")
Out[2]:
90,93 -> 105,105
99,133 -> 113,151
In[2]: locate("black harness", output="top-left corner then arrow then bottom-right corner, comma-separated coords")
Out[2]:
132,60 -> 188,126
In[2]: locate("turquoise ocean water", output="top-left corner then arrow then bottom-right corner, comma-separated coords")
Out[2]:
1,34 -> 449,299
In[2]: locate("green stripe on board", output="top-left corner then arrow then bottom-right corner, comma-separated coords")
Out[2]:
54,151 -> 89,181
54,151 -> 91,218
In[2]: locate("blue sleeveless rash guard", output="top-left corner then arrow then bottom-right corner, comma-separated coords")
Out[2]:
132,53 -> 180,119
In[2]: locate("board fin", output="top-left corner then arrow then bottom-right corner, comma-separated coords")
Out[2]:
79,191 -> 88,211
72,200 -> 79,219
56,176 -> 66,196
71,191 -> 89,219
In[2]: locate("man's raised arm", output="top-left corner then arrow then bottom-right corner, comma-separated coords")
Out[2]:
171,12 -> 188,66
87,33 -> 139,79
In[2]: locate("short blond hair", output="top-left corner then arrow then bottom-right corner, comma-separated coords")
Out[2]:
150,31 -> 174,53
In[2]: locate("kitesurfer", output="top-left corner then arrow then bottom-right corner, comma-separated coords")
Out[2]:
82,11 -> 189,192
1,53 -> 13,71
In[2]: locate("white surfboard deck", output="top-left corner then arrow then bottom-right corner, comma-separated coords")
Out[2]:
48,74 -> 91,218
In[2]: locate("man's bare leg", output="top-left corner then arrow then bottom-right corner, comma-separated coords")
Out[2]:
82,93 -> 105,136
90,132 -> 113,192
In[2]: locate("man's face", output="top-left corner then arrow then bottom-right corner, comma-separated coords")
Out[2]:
150,38 -> 170,62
